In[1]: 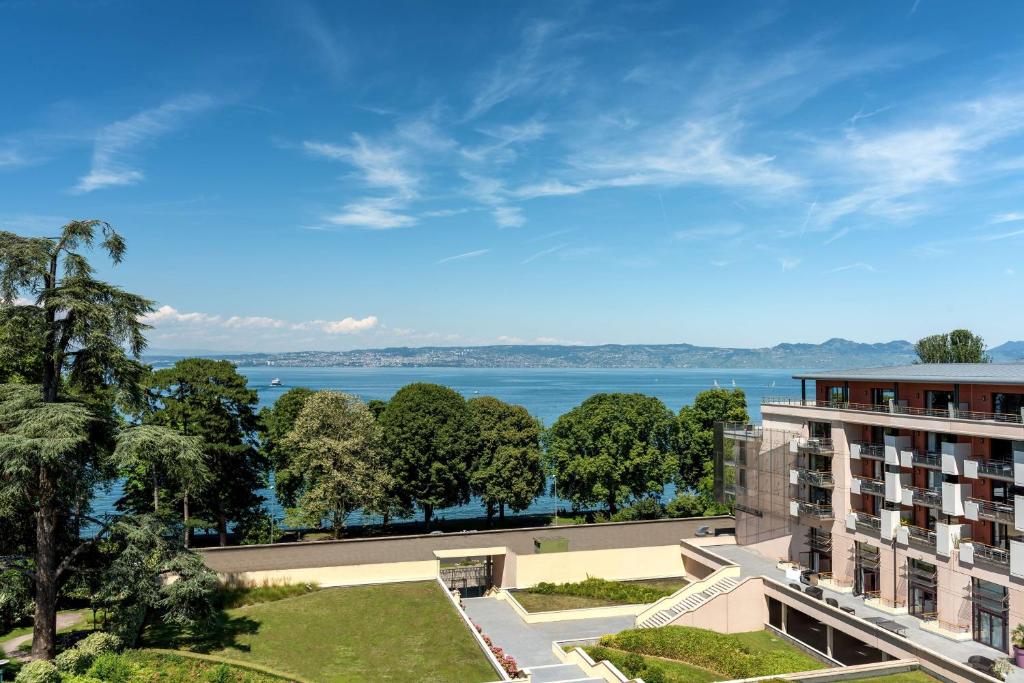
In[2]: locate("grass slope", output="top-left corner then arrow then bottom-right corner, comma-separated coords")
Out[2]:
167,582 -> 495,683
514,577 -> 688,612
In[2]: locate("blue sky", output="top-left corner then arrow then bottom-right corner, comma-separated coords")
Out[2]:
3,1 -> 1024,352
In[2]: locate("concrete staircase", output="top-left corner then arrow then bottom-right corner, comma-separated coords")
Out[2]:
637,575 -> 742,628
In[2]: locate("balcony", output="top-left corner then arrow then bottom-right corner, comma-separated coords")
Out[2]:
762,397 -> 1024,425
850,441 -> 884,461
794,437 -> 834,456
790,467 -> 835,488
790,499 -> 834,521
846,511 -> 881,534
901,486 -> 942,509
964,458 -> 1014,482
897,523 -> 937,551
965,498 -> 1015,524
965,541 -> 1010,568
851,474 -> 885,497
898,449 -> 942,470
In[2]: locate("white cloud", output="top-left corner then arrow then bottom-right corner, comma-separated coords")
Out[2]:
979,228 -> 1024,242
74,94 -> 215,193
289,0 -> 349,82
321,316 -> 379,334
437,249 -> 490,264
826,262 -> 874,273
992,212 -> 1024,224
522,244 -> 566,264
673,225 -> 743,240
144,305 -> 378,336
779,257 -> 801,271
493,206 -> 525,228
304,135 -> 419,199
326,198 -> 416,230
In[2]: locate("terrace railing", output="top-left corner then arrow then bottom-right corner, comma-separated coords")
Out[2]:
793,467 -> 835,488
762,397 -> 1024,426
970,541 -> 1010,567
791,499 -> 834,520
967,498 -> 1016,524
905,524 -> 937,550
969,458 -> 1015,480
854,511 -> 882,532
852,475 -> 885,496
850,441 -> 885,460
903,486 -> 942,508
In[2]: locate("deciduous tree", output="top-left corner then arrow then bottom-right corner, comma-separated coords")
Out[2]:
545,393 -> 677,514
282,392 -> 391,537
676,388 -> 748,491
378,383 -> 478,528
259,387 -> 314,508
468,396 -> 545,525
915,329 -> 990,363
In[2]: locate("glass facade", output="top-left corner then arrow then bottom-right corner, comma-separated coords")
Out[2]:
972,578 -> 1009,652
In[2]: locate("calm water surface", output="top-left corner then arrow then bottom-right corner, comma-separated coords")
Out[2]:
93,367 -> 804,527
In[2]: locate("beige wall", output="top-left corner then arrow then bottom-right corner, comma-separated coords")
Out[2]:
511,545 -> 684,588
220,559 -> 439,588
669,577 -> 768,633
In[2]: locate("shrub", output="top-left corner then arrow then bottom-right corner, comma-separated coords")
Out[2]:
611,498 -> 664,522
524,577 -> 673,605
665,493 -> 708,518
76,631 -> 123,658
0,569 -> 33,633
619,652 -> 645,675
640,664 -> 666,683
14,660 -> 60,683
206,663 -> 234,683
55,646 -> 93,674
87,653 -> 137,683
600,627 -> 814,679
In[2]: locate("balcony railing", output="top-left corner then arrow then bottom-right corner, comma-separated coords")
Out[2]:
850,441 -> 885,460
795,437 -> 834,455
793,467 -> 835,488
762,397 -> 1024,426
791,500 -> 834,520
905,450 -> 942,469
854,511 -> 881,532
904,486 -> 942,508
967,498 -> 1015,524
969,458 -> 1014,481
905,524 -> 937,550
971,541 -> 1010,567
852,475 -> 885,496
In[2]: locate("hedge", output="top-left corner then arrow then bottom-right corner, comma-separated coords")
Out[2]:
523,577 -> 674,604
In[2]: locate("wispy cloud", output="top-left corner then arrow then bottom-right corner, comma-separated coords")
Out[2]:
991,211 -> 1024,224
304,135 -> 419,199
325,198 -> 416,230
978,227 -> 1024,242
438,248 -> 490,264
493,206 -> 525,228
826,262 -> 874,273
779,256 -> 801,271
522,244 -> 566,264
673,225 -> 743,240
289,0 -> 349,82
74,94 -> 215,193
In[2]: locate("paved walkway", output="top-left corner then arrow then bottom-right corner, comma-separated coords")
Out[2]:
1,612 -> 83,661
462,596 -> 634,670
712,543 -> 1024,682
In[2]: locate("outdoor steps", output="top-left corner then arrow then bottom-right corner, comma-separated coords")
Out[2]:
524,663 -> 603,683
637,576 -> 742,628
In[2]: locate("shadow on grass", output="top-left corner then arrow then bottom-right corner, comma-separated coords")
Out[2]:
144,610 -> 261,654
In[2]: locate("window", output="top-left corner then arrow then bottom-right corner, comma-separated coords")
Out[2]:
992,439 -> 1013,462
870,388 -> 895,406
993,393 -> 1024,417
973,578 -> 1008,652
925,470 -> 942,491
925,390 -> 954,412
926,432 -> 956,452
809,421 -> 832,439
870,426 -> 896,443
825,386 -> 848,405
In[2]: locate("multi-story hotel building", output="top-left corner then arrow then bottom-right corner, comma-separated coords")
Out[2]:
716,363 -> 1024,655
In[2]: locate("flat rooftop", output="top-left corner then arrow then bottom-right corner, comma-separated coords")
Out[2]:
794,363 -> 1024,386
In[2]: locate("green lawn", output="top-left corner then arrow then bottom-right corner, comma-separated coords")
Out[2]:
851,672 -> 939,683
156,581 -> 496,683
513,577 -> 689,612
580,644 -> 721,683
599,626 -> 825,680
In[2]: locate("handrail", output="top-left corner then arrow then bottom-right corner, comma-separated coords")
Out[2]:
969,458 -> 1014,478
966,497 -> 1015,520
904,524 -> 937,546
967,540 -> 1010,565
634,564 -> 741,626
903,486 -> 942,506
854,511 -> 882,529
850,441 -> 885,458
762,397 -> 1024,425
791,499 -> 834,519
792,467 -> 835,487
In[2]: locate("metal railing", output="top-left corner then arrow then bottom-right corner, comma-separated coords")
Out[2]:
791,499 -> 834,520
852,475 -> 885,496
903,486 -> 942,508
850,441 -> 884,459
792,467 -> 835,487
762,397 -> 1024,426
967,498 -> 1015,523
970,541 -> 1010,566
795,437 -> 835,455
970,458 -> 1014,480
854,511 -> 881,532
905,524 -> 937,549
905,450 -> 942,469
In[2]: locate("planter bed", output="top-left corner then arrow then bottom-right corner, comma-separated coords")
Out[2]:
512,576 -> 688,612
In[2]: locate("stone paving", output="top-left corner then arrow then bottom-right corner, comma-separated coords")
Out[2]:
711,543 -> 1024,682
462,596 -> 634,673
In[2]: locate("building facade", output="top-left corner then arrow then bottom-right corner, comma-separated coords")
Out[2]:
717,364 -> 1024,654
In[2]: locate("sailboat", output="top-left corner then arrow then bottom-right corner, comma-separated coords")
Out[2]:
270,378 -> 282,387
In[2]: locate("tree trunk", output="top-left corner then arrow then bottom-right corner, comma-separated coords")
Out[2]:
607,498 -> 617,515
152,468 -> 160,513
499,502 -> 505,521
217,514 -> 228,547
485,501 -> 494,528
32,466 -> 59,660
423,503 -> 432,530
183,492 -> 191,548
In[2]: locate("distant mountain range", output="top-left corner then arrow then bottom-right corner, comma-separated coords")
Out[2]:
145,338 -> 1024,369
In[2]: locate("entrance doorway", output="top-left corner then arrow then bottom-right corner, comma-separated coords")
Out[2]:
972,578 -> 1009,652
908,559 -> 937,619
854,542 -> 880,596
440,557 -> 494,598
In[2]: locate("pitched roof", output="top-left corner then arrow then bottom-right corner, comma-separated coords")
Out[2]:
794,363 -> 1024,385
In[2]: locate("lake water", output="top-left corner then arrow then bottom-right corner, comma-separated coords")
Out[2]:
92,367 -> 804,527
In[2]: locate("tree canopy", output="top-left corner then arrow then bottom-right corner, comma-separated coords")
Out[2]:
468,396 -> 545,524
281,391 -> 392,537
259,387 -> 314,508
545,393 -> 678,513
142,358 -> 265,546
378,383 -> 479,527
675,387 -> 749,515
915,329 -> 990,363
